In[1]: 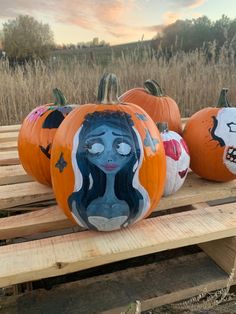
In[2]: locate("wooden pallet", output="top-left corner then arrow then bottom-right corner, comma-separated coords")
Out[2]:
1,123 -> 236,313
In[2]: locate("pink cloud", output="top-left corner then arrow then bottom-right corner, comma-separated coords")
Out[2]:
0,0 -> 206,42
171,0 -> 206,9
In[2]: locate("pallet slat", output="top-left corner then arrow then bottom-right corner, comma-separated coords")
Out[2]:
0,252 -> 232,314
0,206 -> 74,240
0,132 -> 18,143
0,125 -> 20,133
0,181 -> 53,210
0,172 -> 235,212
0,165 -> 32,185
0,141 -> 18,151
0,151 -> 19,166
1,204 -> 236,287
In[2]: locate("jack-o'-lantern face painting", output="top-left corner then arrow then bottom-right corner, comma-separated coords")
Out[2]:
18,89 -> 77,186
51,73 -> 166,232
183,88 -> 236,182
157,122 -> 190,196
211,108 -> 236,175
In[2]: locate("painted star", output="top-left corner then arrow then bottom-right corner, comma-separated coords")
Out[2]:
55,153 -> 67,173
144,128 -> 159,152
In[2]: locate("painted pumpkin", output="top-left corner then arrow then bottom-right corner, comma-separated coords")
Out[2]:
119,79 -> 182,134
51,73 -> 166,232
18,89 -> 77,186
183,88 -> 236,182
157,122 -> 190,196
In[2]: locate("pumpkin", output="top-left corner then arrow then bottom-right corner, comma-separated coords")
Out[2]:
119,79 -> 182,134
51,73 -> 166,232
157,122 -> 190,196
183,88 -> 236,182
18,89 -> 77,186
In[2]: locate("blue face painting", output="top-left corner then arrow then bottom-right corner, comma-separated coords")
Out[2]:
85,125 -> 134,174
68,110 -> 150,231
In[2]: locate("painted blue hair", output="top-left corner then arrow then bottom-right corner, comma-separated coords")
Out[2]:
68,110 -> 144,229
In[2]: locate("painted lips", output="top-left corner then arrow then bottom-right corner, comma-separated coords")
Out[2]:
178,168 -> 188,178
103,163 -> 118,171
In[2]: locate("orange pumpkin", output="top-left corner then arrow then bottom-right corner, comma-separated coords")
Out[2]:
51,73 -> 166,231
119,79 -> 182,134
18,89 -> 77,186
183,88 -> 236,182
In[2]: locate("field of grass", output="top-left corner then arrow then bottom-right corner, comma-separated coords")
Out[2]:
0,42 -> 236,125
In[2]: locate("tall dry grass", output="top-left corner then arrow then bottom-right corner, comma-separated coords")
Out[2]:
0,44 -> 236,125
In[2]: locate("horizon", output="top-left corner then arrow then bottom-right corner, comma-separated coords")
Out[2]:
0,0 -> 236,46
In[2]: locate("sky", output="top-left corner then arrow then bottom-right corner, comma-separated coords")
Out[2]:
0,0 -> 236,45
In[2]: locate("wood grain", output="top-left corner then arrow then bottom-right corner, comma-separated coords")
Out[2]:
0,181 -> 53,210
0,165 -> 32,185
0,125 -> 20,133
0,252 -> 231,314
0,151 -> 19,166
200,237 -> 236,277
0,141 -> 18,151
0,132 -> 18,143
1,204 -> 236,287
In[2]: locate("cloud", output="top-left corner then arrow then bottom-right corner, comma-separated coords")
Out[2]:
170,0 -> 206,9
163,12 -> 183,25
0,0 -> 206,42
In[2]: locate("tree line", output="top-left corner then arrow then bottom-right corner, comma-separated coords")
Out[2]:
153,15 -> 236,54
0,14 -> 236,64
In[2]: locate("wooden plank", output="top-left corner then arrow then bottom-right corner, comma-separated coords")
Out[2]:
199,237 -> 236,278
1,173 -> 236,239
0,165 -> 32,185
1,204 -> 236,287
0,252 -> 231,314
158,173 -> 236,211
0,132 -> 18,143
0,182 -> 54,210
0,141 -> 17,151
0,125 -> 20,133
0,172 -> 236,212
0,151 -> 19,166
0,206 -> 74,240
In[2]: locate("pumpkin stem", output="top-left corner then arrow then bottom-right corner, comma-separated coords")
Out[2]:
157,122 -> 169,133
144,80 -> 165,96
97,73 -> 119,104
217,88 -> 231,108
53,88 -> 67,106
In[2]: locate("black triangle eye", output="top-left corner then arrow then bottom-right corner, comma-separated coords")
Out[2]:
42,110 -> 65,129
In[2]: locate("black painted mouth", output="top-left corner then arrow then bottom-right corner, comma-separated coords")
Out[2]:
225,146 -> 236,163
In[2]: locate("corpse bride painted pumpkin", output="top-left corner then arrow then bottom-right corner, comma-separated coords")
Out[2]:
183,88 -> 236,182
51,73 -> 166,231
157,122 -> 190,196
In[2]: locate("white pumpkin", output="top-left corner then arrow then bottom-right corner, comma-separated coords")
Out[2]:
157,122 -> 190,196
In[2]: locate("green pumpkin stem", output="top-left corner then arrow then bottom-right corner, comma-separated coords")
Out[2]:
144,80 -> 165,96
97,73 -> 119,104
157,122 -> 169,133
217,88 -> 231,108
53,88 -> 67,106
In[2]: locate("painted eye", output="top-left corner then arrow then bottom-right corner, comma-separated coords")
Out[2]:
116,142 -> 132,156
87,143 -> 104,155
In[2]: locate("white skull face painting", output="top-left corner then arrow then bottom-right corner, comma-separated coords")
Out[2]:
161,131 -> 190,196
211,108 -> 236,175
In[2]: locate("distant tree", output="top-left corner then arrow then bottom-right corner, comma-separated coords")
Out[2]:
2,15 -> 54,63
154,15 -> 236,54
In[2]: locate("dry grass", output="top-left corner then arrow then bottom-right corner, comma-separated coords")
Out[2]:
0,44 -> 236,125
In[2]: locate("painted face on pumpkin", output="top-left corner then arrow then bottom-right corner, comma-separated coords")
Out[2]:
211,108 -> 236,174
67,110 -> 150,231
85,125 -> 134,174
162,131 -> 190,196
